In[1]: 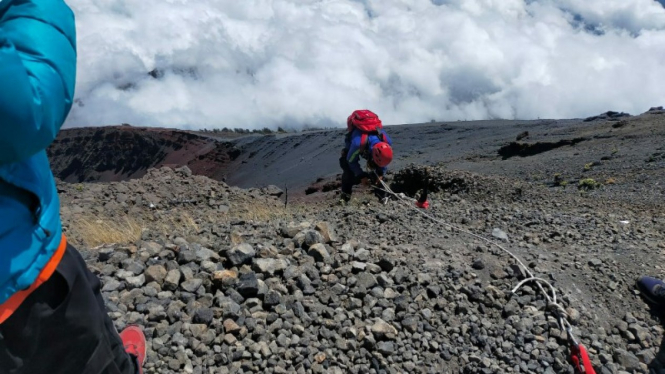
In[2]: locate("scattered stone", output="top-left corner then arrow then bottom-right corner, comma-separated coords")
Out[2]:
237,272 -> 259,298
314,352 -> 327,364
253,258 -> 288,275
181,278 -> 203,293
356,273 -> 378,290
308,244 -> 330,262
377,341 -> 395,355
145,265 -> 167,285
472,259 -> 485,270
492,228 -> 508,240
613,349 -> 641,371
304,230 -> 325,248
372,319 -> 398,340
264,290 -> 282,306
377,258 -> 395,272
227,243 -> 256,266
213,269 -> 238,287
102,279 -> 121,292
315,222 -> 338,243
163,269 -> 181,291
126,274 -> 145,289
224,319 -> 241,334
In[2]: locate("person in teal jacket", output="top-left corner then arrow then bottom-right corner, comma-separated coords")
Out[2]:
0,1 -> 145,373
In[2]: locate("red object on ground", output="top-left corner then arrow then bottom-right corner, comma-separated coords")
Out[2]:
120,325 -> 147,374
571,344 -> 596,374
416,200 -> 430,209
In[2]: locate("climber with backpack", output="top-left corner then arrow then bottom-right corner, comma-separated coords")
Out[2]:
339,110 -> 394,203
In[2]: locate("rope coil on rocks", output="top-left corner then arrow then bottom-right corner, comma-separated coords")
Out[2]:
373,177 -> 592,373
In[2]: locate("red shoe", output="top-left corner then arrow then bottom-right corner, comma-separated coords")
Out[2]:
119,325 -> 146,374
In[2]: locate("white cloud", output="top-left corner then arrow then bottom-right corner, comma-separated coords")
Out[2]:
65,0 -> 665,129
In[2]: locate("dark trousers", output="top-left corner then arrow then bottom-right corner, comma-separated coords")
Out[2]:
339,156 -> 386,200
339,156 -> 358,195
0,244 -> 138,374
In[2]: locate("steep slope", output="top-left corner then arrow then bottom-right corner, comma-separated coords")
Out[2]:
47,126 -> 241,183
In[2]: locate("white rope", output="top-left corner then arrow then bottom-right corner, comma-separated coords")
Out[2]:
374,178 -> 573,332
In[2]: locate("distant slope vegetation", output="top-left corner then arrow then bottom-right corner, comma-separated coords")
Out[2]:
47,126 -> 240,183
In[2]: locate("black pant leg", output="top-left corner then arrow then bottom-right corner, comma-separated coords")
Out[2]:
339,156 -> 356,195
0,244 -> 137,374
70,246 -> 138,374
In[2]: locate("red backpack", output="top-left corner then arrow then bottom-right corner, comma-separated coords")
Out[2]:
347,110 -> 387,149
347,109 -> 383,133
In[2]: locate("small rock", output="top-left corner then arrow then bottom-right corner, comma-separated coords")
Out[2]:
308,244 -> 330,262
163,269 -> 181,291
356,273 -> 378,290
264,290 -> 282,306
417,273 -> 432,285
384,288 -> 399,299
224,319 -> 241,334
492,228 -> 508,240
98,247 -> 114,262
193,308 -> 214,325
372,319 -> 398,340
401,316 -> 418,333
102,279 -> 121,292
377,341 -> 395,355
304,230 -> 325,248
145,265 -> 167,285
213,270 -> 238,287
314,352 -> 327,364
315,222 -> 338,243
377,258 -> 395,272
126,274 -> 145,289
566,308 -> 581,325
253,258 -> 288,275
354,248 -> 370,262
472,259 -> 485,270
490,269 -> 509,279
262,185 -> 284,197
181,278 -> 203,293
352,262 -> 367,272
625,312 -> 637,324
236,272 -> 259,298
613,349 -> 641,371
227,243 -> 256,266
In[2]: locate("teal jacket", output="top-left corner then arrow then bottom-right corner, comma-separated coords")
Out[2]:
0,0 -> 76,304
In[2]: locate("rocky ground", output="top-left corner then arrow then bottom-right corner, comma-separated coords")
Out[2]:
58,154 -> 665,374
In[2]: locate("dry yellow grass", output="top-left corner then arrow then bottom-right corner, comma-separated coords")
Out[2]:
72,215 -> 144,247
67,202 -> 312,247
227,201 -> 309,222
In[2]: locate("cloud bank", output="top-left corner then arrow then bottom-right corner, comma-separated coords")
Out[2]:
65,0 -> 665,129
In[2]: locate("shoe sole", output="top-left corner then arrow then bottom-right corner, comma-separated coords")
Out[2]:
635,279 -> 662,306
120,325 -> 147,369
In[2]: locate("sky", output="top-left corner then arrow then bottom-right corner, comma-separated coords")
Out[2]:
65,0 -> 665,129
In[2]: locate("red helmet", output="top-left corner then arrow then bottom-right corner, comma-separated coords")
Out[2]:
372,142 -> 393,167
